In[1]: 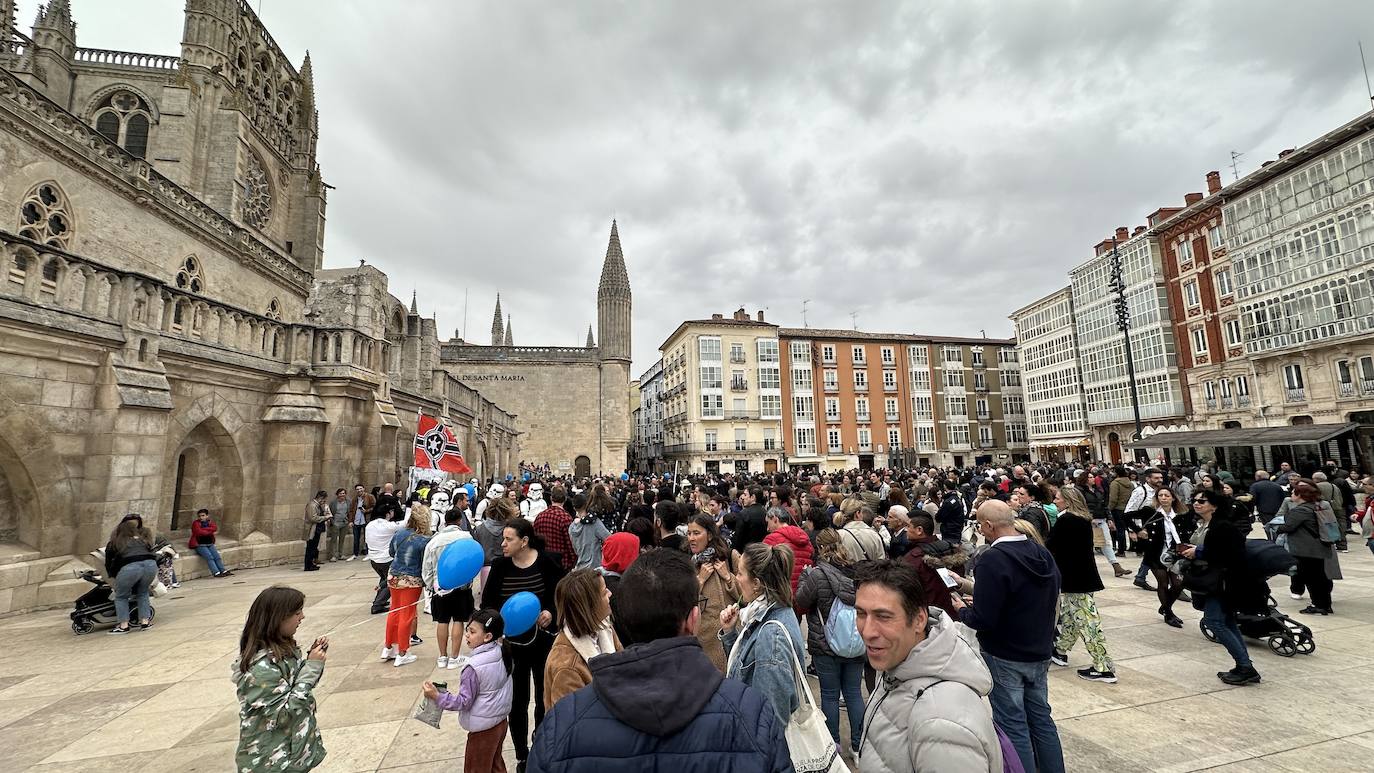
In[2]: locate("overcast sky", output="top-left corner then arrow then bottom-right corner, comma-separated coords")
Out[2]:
21,0 -> 1374,374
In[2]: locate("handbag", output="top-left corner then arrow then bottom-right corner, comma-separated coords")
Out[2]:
729,619 -> 846,773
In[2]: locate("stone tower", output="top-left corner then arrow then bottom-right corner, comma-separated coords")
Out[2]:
19,0 -> 77,107
504,315 -> 513,347
490,295 -> 504,346
596,220 -> 632,472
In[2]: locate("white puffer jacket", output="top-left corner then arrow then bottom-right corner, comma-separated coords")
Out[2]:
858,608 -> 1002,773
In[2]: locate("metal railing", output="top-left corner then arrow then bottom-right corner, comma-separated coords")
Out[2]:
1285,388 -> 1306,403
1364,379 -> 1374,395
856,413 -> 871,422
883,383 -> 897,392
823,383 -> 839,392
1205,398 -> 1218,409
730,378 -> 748,391
1238,394 -> 1252,407
886,413 -> 900,422
1339,382 -> 1356,397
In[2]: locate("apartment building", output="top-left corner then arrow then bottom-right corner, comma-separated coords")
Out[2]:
659,309 -> 784,475
779,329 -> 1027,471
1010,287 -> 1092,462
632,360 -> 665,473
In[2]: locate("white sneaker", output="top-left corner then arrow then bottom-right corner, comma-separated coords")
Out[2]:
447,656 -> 467,670
346,556 -> 357,562
1289,592 -> 1303,600
436,656 -> 449,669
380,645 -> 397,660
393,652 -> 417,667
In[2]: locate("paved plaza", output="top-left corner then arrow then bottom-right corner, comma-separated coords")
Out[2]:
0,543 -> 1370,773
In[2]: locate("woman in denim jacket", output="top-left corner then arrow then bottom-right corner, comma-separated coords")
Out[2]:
719,541 -> 806,725
381,507 -> 431,668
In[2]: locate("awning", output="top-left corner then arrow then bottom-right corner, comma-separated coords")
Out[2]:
1126,422 -> 1359,449
1029,438 -> 1091,449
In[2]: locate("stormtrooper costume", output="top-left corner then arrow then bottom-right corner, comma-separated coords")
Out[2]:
520,482 -> 547,522
428,489 -> 452,534
474,483 -> 505,521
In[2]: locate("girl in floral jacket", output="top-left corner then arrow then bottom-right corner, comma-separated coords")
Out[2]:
233,586 -> 328,772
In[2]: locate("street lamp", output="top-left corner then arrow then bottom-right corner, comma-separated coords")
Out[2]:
1110,237 -> 1145,444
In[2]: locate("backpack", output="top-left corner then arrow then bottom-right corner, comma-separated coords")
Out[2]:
824,596 -> 866,658
1313,501 -> 1341,545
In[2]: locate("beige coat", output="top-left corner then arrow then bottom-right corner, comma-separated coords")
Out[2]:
544,628 -> 622,711
696,559 -> 739,673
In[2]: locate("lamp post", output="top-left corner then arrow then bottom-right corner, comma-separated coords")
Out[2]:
1110,237 -> 1145,445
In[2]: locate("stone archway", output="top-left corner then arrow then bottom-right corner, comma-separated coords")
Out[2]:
0,393 -> 75,555
575,455 -> 591,478
0,435 -> 39,549
162,394 -> 248,538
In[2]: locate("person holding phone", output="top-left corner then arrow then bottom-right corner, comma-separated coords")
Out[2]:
234,586 -> 328,772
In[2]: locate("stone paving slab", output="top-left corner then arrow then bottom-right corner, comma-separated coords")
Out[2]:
0,545 -> 1367,772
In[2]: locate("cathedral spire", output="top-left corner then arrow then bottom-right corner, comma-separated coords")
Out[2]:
490,294 -> 504,346
409,289 -> 418,315
597,219 -> 631,363
586,324 -> 595,348
504,314 -> 513,347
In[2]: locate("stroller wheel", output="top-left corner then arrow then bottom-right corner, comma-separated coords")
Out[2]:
1295,635 -> 1316,655
1268,636 -> 1297,657
71,618 -> 94,635
1199,621 -> 1217,642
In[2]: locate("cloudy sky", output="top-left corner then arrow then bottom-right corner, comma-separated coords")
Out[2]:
21,0 -> 1374,374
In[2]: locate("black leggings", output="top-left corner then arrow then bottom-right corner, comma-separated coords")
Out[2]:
1295,556 -> 1332,610
1149,564 -> 1183,614
509,631 -> 554,760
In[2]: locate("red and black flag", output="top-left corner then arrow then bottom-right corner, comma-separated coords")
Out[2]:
413,413 -> 472,474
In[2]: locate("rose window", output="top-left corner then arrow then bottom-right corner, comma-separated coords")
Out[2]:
241,152 -> 273,229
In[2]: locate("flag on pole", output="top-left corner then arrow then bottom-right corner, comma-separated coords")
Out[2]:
413,413 -> 472,474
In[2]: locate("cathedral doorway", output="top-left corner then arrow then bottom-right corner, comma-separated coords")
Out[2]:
168,418 -> 243,536
0,436 -> 38,548
574,455 -> 591,478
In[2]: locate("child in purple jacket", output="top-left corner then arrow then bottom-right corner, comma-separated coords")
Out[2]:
422,609 -> 514,773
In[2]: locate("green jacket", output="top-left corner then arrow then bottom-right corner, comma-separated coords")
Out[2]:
234,648 -> 326,773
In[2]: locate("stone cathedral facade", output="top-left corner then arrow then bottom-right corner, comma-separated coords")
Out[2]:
0,1 -> 523,614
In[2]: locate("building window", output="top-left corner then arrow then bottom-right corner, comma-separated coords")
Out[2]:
973,371 -> 987,390
701,394 -> 723,418
759,394 -> 782,418
789,341 -> 810,363
857,428 -> 871,450
1183,279 -> 1200,307
1208,225 -> 1223,250
1191,327 -> 1208,357
794,427 -> 816,455
854,369 -> 867,388
16,181 -> 74,249
1224,318 -> 1242,347
971,347 -> 984,365
909,345 -> 929,365
90,89 -> 153,158
1236,374 -> 1250,396
1283,363 -> 1305,402
1204,380 -> 1217,401
944,370 -> 964,387
880,346 -> 895,364
175,256 -> 205,293
791,369 -> 812,390
823,369 -> 838,390
729,342 -> 745,363
855,397 -> 869,420
825,397 -> 840,420
756,339 -> 779,363
978,425 -> 993,445
916,426 -> 936,448
827,428 -> 841,452
1214,267 -> 1234,297
705,430 -> 718,452
945,395 -> 966,416
734,428 -> 748,451
851,345 -> 866,364
912,395 -> 933,419
758,366 -> 780,390
821,344 -> 835,363
998,348 -> 1018,363
1177,238 -> 1194,264
888,428 -> 901,449
976,398 -> 989,418
793,395 -> 814,420
942,346 -> 962,363
731,397 -> 747,416
265,298 -> 282,320
911,369 -> 931,390
884,397 -> 898,419
882,369 -> 897,390
699,365 -> 722,389
763,428 -> 777,450
699,337 -> 721,359
948,423 -> 970,445
241,150 -> 273,229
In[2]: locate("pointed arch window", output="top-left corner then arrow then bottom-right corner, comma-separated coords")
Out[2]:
17,182 -> 74,249
265,298 -> 282,320
90,89 -> 154,158
176,256 -> 205,293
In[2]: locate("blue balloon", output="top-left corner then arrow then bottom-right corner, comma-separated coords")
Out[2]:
436,539 -> 484,591
501,591 -> 542,637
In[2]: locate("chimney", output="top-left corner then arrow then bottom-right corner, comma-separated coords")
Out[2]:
1133,225 -> 1147,236
1278,148 -> 1295,159
1115,226 -> 1129,241
733,307 -> 748,321
756,310 -> 765,322
1206,171 -> 1222,195
1184,192 -> 1204,205
711,313 -> 724,320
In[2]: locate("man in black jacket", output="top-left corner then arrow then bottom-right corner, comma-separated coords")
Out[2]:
730,486 -> 768,555
529,549 -> 791,773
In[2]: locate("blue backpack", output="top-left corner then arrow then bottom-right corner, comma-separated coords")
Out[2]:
825,597 -> 866,658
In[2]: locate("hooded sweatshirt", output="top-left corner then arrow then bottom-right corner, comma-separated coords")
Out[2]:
527,636 -> 792,773
762,524 -> 814,593
599,532 -> 640,595
858,609 -> 1001,773
957,535 -> 1060,663
474,516 -> 506,565
569,514 -> 611,571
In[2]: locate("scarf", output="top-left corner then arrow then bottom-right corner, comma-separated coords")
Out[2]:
1159,509 -> 1181,564
738,595 -> 774,630
564,618 -> 617,663
692,546 -> 717,567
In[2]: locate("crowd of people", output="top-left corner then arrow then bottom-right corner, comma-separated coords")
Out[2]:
226,457 -> 1371,773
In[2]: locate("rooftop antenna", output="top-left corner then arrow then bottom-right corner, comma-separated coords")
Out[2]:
849,310 -> 859,331
1229,150 -> 1245,181
1361,42 -> 1374,111
801,299 -> 810,328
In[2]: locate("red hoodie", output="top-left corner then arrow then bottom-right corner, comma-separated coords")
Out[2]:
763,524 -> 814,593
601,532 -> 640,574
189,518 -> 216,549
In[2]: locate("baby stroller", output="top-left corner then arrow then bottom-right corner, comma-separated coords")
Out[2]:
1200,594 -> 1315,657
1197,539 -> 1313,657
69,569 -> 156,635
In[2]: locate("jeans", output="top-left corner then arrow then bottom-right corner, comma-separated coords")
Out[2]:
1091,519 -> 1117,565
983,653 -> 1065,773
327,523 -> 349,560
195,544 -> 226,575
812,652 -> 865,749
113,559 -> 157,625
1110,510 -> 1130,553
352,523 -> 366,555
1201,595 -> 1251,669
1135,562 -> 1150,583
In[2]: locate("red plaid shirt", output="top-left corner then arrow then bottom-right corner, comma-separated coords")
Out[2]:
534,505 -> 576,571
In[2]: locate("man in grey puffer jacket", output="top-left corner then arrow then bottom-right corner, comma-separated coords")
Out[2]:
854,560 -> 1001,773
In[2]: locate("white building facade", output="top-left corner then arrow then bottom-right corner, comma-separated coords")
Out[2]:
1010,287 -> 1092,462
633,359 -> 665,472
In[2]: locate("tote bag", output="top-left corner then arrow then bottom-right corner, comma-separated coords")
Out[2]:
728,620 -> 847,773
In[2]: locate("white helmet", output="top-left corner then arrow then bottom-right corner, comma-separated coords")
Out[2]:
528,482 -> 544,497
487,483 -> 505,500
